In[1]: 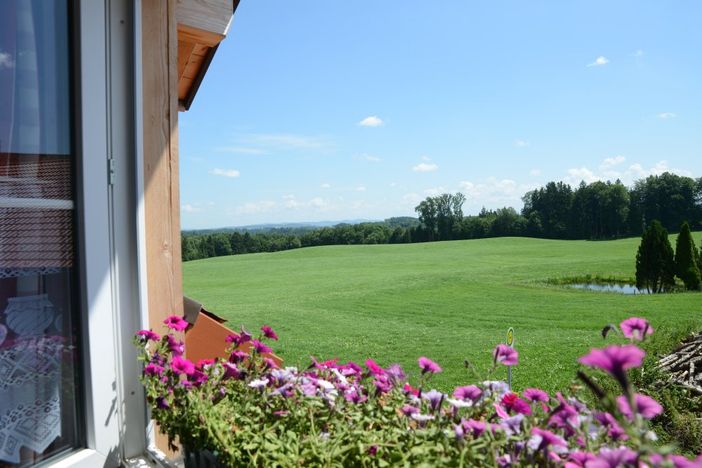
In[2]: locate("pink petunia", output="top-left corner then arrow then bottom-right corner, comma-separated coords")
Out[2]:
578,344 -> 645,377
263,357 -> 279,369
523,388 -> 549,403
229,350 -> 249,363
225,333 -> 241,345
136,329 -> 161,342
616,393 -> 663,420
493,344 -> 518,366
619,317 -> 654,341
464,419 -> 487,437
163,315 -> 188,332
171,356 -> 195,376
418,356 -> 442,374
587,447 -> 637,468
261,325 -> 279,341
565,451 -> 596,468
143,363 -> 164,376
501,392 -> 532,415
594,412 -> 628,441
166,335 -> 185,356
365,358 -> 386,376
453,385 -> 482,402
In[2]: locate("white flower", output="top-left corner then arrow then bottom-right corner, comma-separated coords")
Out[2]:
446,398 -> 473,408
410,413 -> 435,422
248,378 -> 269,389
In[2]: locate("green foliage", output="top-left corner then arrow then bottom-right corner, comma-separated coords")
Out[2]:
674,222 -> 701,290
184,234 -> 702,393
414,192 -> 466,241
636,220 -> 676,293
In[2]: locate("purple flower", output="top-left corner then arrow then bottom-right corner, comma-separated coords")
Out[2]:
453,385 -> 482,401
493,344 -> 518,366
367,445 -> 378,456
171,356 -> 195,376
528,427 -> 567,452
566,451 -> 596,467
401,405 -> 419,416
344,386 -> 367,404
225,333 -> 241,345
222,362 -> 241,380
523,388 -> 549,403
422,389 -> 445,411
385,363 -> 406,383
500,414 -> 524,436
373,376 -> 393,394
464,419 -> 487,437
261,325 -> 278,341
143,363 -> 164,376
616,393 -> 663,420
587,447 -> 637,468
156,396 -> 170,409
229,350 -> 249,363
548,393 -> 580,434
136,329 -> 161,342
166,335 -> 185,356
239,327 -> 252,343
263,357 -> 279,369
619,317 -> 654,341
251,340 -> 272,354
594,412 -> 628,442
189,369 -> 208,387
418,356 -> 442,374
163,315 -> 188,332
578,344 -> 645,380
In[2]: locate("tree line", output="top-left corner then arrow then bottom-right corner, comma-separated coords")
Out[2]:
181,172 -> 702,262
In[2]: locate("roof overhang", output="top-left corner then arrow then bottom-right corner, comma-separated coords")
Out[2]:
176,0 -> 239,111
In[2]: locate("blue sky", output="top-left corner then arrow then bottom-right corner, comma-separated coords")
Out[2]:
180,1 -> 701,229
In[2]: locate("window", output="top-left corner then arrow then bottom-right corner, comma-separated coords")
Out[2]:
0,1 -> 83,466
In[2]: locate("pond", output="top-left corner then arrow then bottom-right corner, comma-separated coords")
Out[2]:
566,283 -> 651,295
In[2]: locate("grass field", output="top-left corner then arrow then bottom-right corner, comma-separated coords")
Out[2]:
182,235 -> 702,393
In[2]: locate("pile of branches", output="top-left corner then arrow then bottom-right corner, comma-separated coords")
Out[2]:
657,332 -> 702,395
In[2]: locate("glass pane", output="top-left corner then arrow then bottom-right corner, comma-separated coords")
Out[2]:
0,1 -> 81,466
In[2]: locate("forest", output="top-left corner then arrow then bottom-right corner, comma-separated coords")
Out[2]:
181,172 -> 702,262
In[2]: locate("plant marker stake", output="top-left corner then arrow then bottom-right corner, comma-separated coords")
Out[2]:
506,327 -> 514,390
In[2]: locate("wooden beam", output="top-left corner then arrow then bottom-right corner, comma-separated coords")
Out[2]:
176,0 -> 233,38
141,0 -> 183,333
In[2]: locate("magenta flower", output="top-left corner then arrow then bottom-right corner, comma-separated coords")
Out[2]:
616,393 -> 663,420
189,369 -> 208,387
454,385 -> 483,402
422,389 -> 445,411
229,350 -> 249,363
501,393 -> 532,415
464,419 -> 487,437
251,340 -> 272,354
578,344 -> 645,378
261,325 -> 279,341
239,327 -> 252,343
418,356 -> 442,374
263,357 -> 279,369
385,363 -> 406,383
365,358 -> 386,376
619,317 -> 654,341
143,363 -> 164,376
222,362 -> 241,380
136,329 -> 160,342
225,333 -> 241,345
493,344 -> 518,366
401,404 -> 419,416
528,427 -> 567,451
594,412 -> 629,442
523,388 -> 549,403
163,315 -> 188,332
156,396 -> 170,409
171,356 -> 195,376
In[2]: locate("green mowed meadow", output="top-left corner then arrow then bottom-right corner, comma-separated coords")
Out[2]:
183,235 -> 702,393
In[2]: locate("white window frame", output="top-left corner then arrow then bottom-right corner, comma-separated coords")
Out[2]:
47,0 -> 151,466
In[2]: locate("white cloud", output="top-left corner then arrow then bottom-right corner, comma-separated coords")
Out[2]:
239,133 -> 332,150
423,186 -> 446,196
309,197 -> 327,208
182,203 -> 200,213
412,162 -> 438,173
358,115 -> 384,127
0,51 -> 14,69
566,167 -> 599,184
232,200 -> 276,215
658,112 -> 676,119
458,177 -> 534,209
402,192 -> 422,205
363,154 -> 382,162
281,195 -> 330,211
320,183 -> 331,189
210,168 -> 240,178
356,185 -> 367,192
421,155 -> 432,161
529,169 -> 541,176
632,49 -> 644,57
215,146 -> 267,155
587,56 -> 609,67
600,155 -> 626,170
514,139 -> 530,148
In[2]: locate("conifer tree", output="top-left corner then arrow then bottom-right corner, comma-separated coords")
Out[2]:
674,222 -> 701,290
635,220 -> 676,293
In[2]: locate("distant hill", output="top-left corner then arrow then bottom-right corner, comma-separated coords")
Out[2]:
183,218 -> 417,236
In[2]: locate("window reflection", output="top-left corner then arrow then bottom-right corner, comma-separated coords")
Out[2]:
0,1 -> 81,466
